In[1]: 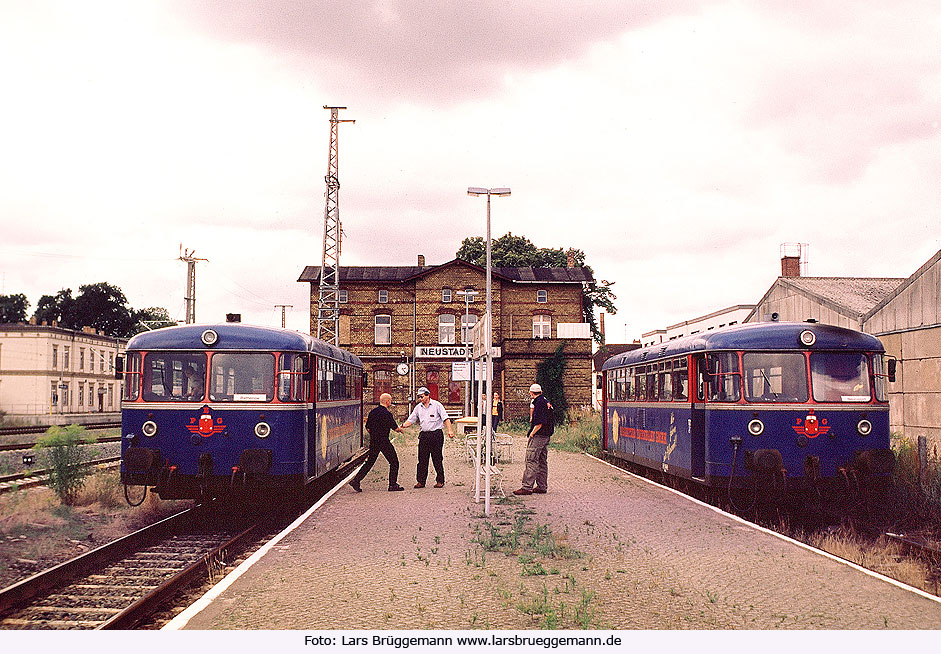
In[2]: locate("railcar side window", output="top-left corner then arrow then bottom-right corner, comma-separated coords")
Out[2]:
671,359 -> 688,400
123,352 -> 141,400
209,353 -> 274,402
810,353 -> 870,402
743,353 -> 808,403
657,361 -> 672,402
872,354 -> 888,402
705,352 -> 741,402
278,353 -> 308,402
142,352 -> 206,402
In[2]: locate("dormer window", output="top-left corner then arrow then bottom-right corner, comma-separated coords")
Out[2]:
537,289 -> 548,303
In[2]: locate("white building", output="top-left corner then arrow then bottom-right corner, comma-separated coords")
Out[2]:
0,323 -> 125,426
640,305 -> 756,347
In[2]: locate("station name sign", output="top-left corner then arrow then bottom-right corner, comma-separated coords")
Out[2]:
415,345 -> 470,358
414,345 -> 501,359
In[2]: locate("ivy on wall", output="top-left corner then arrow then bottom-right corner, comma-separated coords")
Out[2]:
536,342 -> 568,424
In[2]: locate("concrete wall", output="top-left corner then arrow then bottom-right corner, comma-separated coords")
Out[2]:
748,282 -> 861,329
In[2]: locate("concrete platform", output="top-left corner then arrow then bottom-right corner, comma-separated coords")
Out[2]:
167,431 -> 941,630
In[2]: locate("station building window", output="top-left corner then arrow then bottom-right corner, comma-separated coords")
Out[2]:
338,289 -> 348,303
378,289 -> 388,303
438,314 -> 456,344
373,369 -> 392,402
533,315 -> 551,339
442,288 -> 452,303
374,315 -> 391,345
461,314 -> 478,344
537,289 -> 548,303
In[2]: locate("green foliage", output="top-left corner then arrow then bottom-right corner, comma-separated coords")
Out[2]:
33,424 -> 98,505
893,436 -> 941,525
548,413 -> 603,456
455,232 -> 616,344
132,306 -> 178,334
537,343 -> 568,425
30,283 -> 171,338
0,293 -> 29,323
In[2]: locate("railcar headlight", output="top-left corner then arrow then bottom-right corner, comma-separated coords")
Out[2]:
799,330 -> 816,347
254,421 -> 271,438
857,419 -> 872,436
201,329 -> 219,346
141,420 -> 158,438
747,419 -> 764,436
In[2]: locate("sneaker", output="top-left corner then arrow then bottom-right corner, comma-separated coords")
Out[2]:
350,480 -> 362,493
414,482 -> 425,488
513,488 -> 533,496
433,482 -> 444,488
388,484 -> 405,491
532,488 -> 547,494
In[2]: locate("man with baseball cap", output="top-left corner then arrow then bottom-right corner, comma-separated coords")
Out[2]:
514,382 -> 554,496
401,387 -> 455,488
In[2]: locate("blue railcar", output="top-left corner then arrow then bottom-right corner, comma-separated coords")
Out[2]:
601,322 -> 895,500
119,324 -> 364,501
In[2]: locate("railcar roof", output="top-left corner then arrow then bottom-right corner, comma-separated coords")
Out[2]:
601,322 -> 884,371
126,324 -> 362,366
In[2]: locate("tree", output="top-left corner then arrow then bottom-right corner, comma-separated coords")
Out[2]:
31,282 -> 151,337
456,232 -> 616,343
132,307 -> 177,334
0,293 -> 29,323
33,288 -> 75,327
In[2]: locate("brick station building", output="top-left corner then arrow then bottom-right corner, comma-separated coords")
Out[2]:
298,256 -> 594,421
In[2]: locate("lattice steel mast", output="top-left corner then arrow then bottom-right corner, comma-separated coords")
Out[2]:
317,106 -> 354,343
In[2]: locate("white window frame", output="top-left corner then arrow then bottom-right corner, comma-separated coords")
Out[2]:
537,289 -> 548,303
533,314 -> 551,339
461,313 -> 478,344
338,289 -> 348,303
378,289 -> 388,303
374,314 -> 392,345
438,314 -> 456,344
442,288 -> 452,303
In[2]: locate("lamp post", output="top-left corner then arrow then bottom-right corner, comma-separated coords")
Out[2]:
467,186 -> 510,515
455,289 -> 479,417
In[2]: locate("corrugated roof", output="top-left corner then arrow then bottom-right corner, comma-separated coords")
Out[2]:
783,277 -> 904,316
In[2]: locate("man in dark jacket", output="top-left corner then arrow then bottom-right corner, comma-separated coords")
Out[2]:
350,393 -> 405,492
514,383 -> 554,495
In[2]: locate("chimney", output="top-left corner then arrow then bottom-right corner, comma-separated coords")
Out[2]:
599,312 -> 605,345
780,242 -> 804,277
566,249 -> 575,268
418,254 -> 425,267
781,256 -> 801,277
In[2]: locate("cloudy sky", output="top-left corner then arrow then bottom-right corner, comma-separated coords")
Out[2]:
1,1 -> 939,341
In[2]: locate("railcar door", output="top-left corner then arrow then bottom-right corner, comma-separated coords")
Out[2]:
690,355 -> 706,479
307,355 -> 319,478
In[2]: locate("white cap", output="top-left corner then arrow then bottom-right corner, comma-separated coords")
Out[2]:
417,386 -> 430,396
529,383 -> 542,393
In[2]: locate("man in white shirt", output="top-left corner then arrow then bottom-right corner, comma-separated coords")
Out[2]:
401,386 -> 455,488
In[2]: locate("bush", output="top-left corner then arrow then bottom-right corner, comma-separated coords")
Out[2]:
33,424 -> 98,506
548,413 -> 602,455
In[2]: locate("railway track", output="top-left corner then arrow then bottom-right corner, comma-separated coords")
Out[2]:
0,456 -> 121,495
0,450 -> 367,629
0,506 -> 257,629
0,422 -> 121,437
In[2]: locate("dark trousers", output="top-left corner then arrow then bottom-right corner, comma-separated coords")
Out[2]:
352,435 -> 399,487
417,429 -> 445,484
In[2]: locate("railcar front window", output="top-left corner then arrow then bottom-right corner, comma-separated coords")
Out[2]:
141,353 -> 206,402
706,352 -> 741,402
811,352 -> 870,402
743,353 -> 808,403
209,353 -> 274,402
